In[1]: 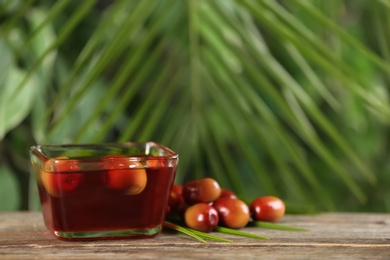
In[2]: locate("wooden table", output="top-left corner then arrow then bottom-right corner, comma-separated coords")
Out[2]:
0,212 -> 389,259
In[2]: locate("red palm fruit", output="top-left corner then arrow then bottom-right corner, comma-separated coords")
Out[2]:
250,196 -> 286,222
182,178 -> 221,205
213,198 -> 250,229
184,203 -> 219,232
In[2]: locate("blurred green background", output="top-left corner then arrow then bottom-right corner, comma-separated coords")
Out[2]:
1,0 -> 390,213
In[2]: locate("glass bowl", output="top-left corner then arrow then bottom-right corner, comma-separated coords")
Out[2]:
30,142 -> 178,240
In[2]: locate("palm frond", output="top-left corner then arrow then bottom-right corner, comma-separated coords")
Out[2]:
1,0 -> 390,211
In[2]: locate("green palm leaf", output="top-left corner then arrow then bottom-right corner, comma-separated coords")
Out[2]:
1,0 -> 389,212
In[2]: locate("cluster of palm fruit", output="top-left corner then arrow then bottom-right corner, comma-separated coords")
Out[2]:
166,178 -> 286,232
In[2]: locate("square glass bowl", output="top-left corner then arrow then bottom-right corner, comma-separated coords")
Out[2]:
30,142 -> 178,240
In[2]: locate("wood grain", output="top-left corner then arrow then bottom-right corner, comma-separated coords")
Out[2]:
0,212 -> 389,259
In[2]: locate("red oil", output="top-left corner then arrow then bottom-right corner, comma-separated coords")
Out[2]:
37,167 -> 175,234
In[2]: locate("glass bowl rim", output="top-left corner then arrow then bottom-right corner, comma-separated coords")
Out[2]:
30,141 -> 179,161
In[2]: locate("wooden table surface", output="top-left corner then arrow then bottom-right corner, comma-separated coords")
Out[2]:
0,212 -> 389,259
